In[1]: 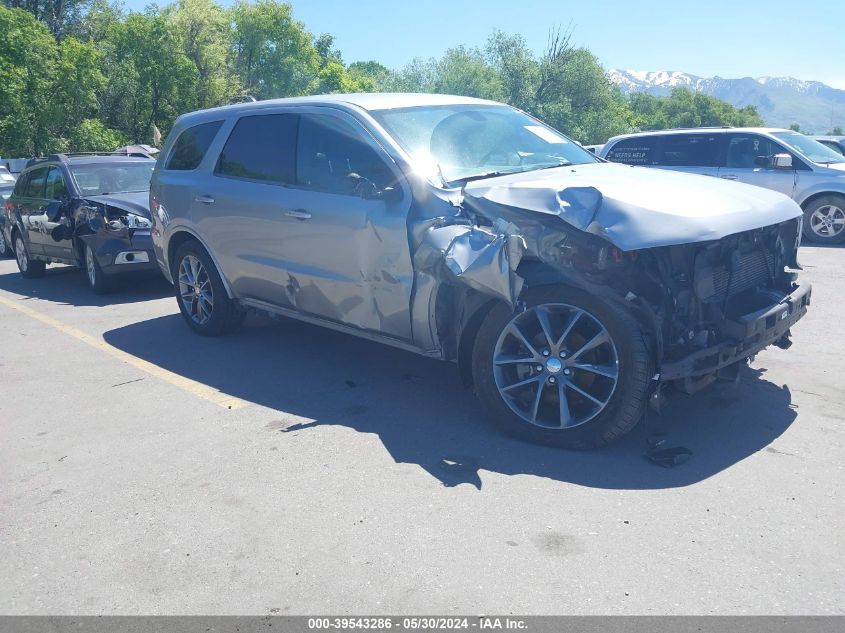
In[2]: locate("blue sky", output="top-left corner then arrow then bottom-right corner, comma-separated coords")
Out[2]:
124,0 -> 845,88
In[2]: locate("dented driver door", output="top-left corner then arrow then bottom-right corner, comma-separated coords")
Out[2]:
274,111 -> 414,340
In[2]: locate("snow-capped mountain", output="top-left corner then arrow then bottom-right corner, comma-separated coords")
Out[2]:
608,69 -> 845,132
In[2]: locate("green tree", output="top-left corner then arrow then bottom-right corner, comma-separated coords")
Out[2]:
2,0 -> 91,37
829,126 -> 843,135
789,123 -> 801,132
229,0 -> 318,99
0,6 -> 56,155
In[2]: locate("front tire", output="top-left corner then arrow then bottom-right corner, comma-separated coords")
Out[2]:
83,242 -> 113,294
14,234 -> 46,278
472,285 -> 652,449
802,195 -> 845,244
173,240 -> 244,336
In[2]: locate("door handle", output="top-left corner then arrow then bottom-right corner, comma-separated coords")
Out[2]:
720,174 -> 738,180
193,195 -> 215,204
285,209 -> 312,220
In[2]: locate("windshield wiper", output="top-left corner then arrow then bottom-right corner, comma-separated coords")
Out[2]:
449,170 -> 514,185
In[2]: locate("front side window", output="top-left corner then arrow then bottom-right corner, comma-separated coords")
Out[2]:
44,167 -> 68,200
23,167 -> 48,198
216,114 -> 297,184
604,137 -> 657,165
296,114 -> 394,195
69,162 -> 154,196
166,121 -> 223,171
371,104 -> 596,186
725,134 -> 783,169
657,134 -> 720,167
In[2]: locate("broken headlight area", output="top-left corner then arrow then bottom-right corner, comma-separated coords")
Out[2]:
82,202 -> 151,232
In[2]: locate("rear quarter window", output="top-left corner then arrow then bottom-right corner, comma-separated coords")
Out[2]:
165,121 -> 223,171
605,138 -> 656,165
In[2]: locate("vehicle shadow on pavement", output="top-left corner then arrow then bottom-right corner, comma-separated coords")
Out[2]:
102,312 -> 798,490
0,268 -> 171,306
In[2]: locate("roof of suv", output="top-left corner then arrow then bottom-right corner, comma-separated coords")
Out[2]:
174,93 -> 504,128
604,127 -> 795,146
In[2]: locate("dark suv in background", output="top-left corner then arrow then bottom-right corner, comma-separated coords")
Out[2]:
2,153 -> 158,292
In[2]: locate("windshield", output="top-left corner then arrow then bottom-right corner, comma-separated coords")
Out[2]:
69,162 -> 155,196
771,131 -> 845,164
370,104 -> 598,185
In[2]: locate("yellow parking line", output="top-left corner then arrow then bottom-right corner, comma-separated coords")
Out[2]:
0,294 -> 245,410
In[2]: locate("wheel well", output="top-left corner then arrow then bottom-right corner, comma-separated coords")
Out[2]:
801,191 -> 845,210
167,231 -> 201,275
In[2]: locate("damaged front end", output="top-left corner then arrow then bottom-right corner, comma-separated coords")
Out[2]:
72,194 -> 157,271
415,169 -> 810,399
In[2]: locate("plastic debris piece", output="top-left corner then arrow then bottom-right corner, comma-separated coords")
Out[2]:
645,445 -> 692,467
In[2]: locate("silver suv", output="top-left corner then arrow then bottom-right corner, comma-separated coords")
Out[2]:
151,94 -> 810,448
600,127 -> 845,243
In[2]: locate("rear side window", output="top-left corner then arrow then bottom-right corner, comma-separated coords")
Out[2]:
605,138 -> 656,165
656,134 -> 721,167
23,167 -> 48,198
165,121 -> 223,170
216,114 -> 297,184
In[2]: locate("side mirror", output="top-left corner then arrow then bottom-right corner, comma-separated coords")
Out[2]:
46,199 -> 65,222
772,153 -> 793,169
364,185 -> 403,203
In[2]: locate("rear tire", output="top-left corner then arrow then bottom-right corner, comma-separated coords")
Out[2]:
472,285 -> 652,449
13,233 -> 45,278
802,195 -> 845,244
172,240 -> 244,336
0,229 -> 13,257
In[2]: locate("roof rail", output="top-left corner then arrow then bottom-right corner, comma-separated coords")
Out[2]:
24,151 -> 153,168
638,125 -> 734,134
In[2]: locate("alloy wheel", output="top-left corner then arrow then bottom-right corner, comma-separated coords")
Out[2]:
15,236 -> 28,272
492,303 -> 619,429
178,255 -> 214,325
810,204 -> 845,238
85,245 -> 97,287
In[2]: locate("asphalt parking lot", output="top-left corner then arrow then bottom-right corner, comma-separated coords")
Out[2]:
0,247 -> 842,615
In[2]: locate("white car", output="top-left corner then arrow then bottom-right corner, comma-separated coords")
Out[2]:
601,127 -> 845,243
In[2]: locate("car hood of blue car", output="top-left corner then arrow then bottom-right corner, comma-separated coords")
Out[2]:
82,191 -> 151,219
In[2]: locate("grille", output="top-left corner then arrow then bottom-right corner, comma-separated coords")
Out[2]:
695,249 -> 774,304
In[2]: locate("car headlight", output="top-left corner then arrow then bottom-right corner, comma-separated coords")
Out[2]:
126,214 -> 152,229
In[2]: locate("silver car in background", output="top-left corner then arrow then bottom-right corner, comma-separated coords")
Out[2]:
151,94 -> 809,449
601,127 -> 845,243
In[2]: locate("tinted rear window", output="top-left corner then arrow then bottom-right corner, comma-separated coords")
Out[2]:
215,114 -> 297,184
605,138 -> 656,165
657,134 -> 721,167
166,121 -> 223,170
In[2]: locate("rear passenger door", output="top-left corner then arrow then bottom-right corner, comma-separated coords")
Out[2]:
718,133 -> 797,197
16,166 -> 49,255
653,133 -> 722,177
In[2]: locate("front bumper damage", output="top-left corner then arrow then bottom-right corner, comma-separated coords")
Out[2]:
90,229 -> 158,275
660,282 -> 811,380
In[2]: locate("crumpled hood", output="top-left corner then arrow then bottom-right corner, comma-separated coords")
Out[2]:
82,191 -> 151,219
462,162 -> 802,251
